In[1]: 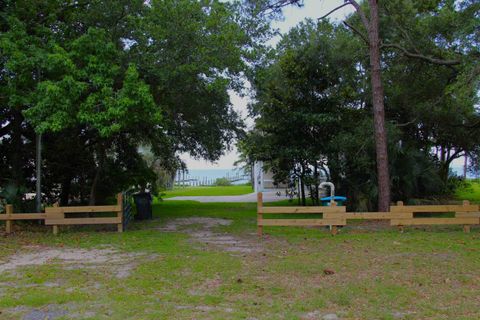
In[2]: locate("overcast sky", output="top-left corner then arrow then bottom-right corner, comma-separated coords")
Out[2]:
182,1 -> 354,170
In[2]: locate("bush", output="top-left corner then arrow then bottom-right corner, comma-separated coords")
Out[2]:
446,176 -> 468,195
214,178 -> 232,186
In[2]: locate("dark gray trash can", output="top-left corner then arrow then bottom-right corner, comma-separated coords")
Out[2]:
133,192 -> 153,220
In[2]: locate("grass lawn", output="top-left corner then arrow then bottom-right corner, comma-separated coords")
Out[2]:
456,180 -> 480,203
1,200 -> 480,319
162,184 -> 253,198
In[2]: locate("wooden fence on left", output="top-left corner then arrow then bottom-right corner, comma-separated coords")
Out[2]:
0,193 -> 124,235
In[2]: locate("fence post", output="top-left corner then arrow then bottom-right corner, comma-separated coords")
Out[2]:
52,202 -> 59,235
396,201 -> 405,233
5,204 -> 13,234
462,200 -> 471,233
117,193 -> 123,233
257,192 -> 263,237
330,202 -> 338,235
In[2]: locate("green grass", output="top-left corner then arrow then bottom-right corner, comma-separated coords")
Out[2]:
1,200 -> 480,319
455,179 -> 480,203
161,185 -> 253,198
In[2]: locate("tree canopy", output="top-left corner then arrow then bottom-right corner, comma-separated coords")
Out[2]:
0,0 -> 254,206
1,0 -> 478,209
241,0 -> 480,210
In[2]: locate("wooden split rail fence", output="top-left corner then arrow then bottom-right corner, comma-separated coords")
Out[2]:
257,193 -> 480,236
1,193 -> 124,235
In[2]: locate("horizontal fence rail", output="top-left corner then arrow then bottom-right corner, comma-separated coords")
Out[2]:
257,193 -> 480,236
0,205 -> 46,234
1,193 -> 124,235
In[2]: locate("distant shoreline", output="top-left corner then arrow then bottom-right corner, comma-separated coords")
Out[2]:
175,168 -> 250,186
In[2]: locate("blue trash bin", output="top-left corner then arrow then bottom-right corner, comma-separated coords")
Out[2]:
321,196 -> 347,206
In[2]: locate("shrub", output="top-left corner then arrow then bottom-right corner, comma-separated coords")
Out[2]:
214,178 -> 232,186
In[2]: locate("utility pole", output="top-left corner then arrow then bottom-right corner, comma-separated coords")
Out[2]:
35,133 -> 42,212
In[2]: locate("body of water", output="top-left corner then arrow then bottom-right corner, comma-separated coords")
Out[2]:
451,166 -> 479,179
174,166 -> 477,188
175,168 -> 250,186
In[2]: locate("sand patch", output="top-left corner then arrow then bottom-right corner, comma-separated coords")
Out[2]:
3,303 -> 99,320
175,305 -> 234,313
188,276 -> 223,296
302,311 -> 340,320
160,217 -> 232,231
0,245 -> 146,278
159,217 -> 260,253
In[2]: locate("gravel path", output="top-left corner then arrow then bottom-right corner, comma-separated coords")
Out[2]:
158,217 -> 260,253
164,191 -> 287,203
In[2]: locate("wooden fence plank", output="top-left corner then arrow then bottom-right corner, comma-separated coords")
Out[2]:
260,206 -> 346,214
0,214 -> 46,220
456,212 -> 480,218
259,219 -> 346,226
390,217 -> 479,226
326,212 -> 413,219
5,205 -> 13,234
456,202 -> 480,218
45,217 -> 122,225
390,205 -> 478,213
52,202 -> 60,235
257,193 -> 263,236
45,205 -> 121,213
117,193 -> 123,233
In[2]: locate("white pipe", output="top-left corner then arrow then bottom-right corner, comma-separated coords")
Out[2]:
319,182 -> 335,204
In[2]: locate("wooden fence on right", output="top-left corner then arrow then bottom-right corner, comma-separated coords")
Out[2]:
257,193 -> 480,236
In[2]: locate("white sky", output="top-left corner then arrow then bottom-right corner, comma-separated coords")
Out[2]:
183,0 -> 354,169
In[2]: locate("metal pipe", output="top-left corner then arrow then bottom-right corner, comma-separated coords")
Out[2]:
319,182 -> 335,204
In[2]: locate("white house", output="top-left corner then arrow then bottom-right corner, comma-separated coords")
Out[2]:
253,161 -> 288,193
253,161 -> 329,196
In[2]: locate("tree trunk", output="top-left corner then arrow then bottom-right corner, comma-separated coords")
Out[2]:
89,147 -> 106,206
439,162 -> 450,185
35,133 -> 42,212
368,0 -> 391,212
300,164 -> 306,206
300,177 -> 306,206
440,146 -> 446,163
314,162 -> 320,205
11,110 -> 23,188
312,186 -> 317,206
60,176 -> 72,206
295,170 -> 301,205
89,167 -> 101,206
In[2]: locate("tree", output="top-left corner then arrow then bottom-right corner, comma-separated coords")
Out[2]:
0,0 -> 252,205
319,0 -> 391,211
247,0 -> 479,210
248,0 -> 390,210
377,0 -> 480,185
241,1 -> 479,209
244,20 -> 363,206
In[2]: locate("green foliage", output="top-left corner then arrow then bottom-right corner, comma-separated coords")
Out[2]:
214,177 -> 233,187
0,184 -> 24,212
453,179 -> 479,202
0,0 -> 255,205
378,0 -> 480,185
23,28 -> 162,138
242,1 -> 480,210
